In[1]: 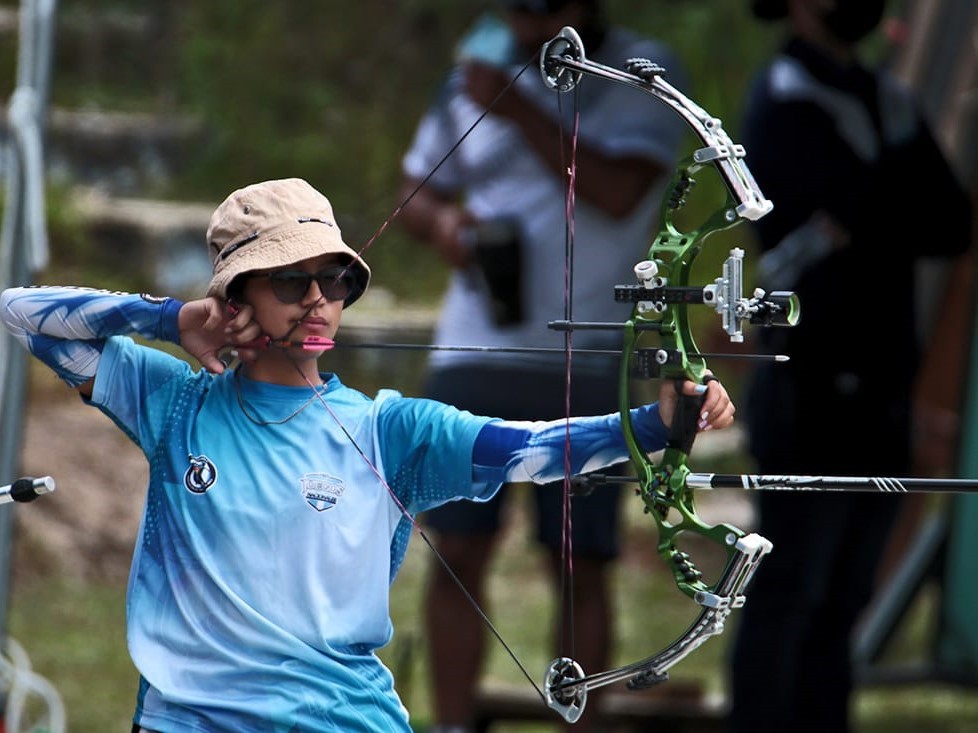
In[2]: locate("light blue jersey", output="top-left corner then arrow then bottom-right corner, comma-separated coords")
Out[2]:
1,285 -> 674,731
92,336 -> 492,732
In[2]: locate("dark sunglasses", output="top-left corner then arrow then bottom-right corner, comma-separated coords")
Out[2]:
253,266 -> 356,304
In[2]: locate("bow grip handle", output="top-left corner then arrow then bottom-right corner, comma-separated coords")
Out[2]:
666,378 -> 702,456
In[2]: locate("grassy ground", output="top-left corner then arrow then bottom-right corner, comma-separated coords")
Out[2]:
7,490 -> 978,731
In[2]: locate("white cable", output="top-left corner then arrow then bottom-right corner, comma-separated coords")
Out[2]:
0,637 -> 66,733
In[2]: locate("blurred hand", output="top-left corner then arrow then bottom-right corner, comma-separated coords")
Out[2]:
431,206 -> 477,269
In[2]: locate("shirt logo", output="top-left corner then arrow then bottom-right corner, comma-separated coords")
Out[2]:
184,454 -> 218,494
299,473 -> 344,512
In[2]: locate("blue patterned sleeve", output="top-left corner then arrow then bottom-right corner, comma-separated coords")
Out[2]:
472,404 -> 670,486
0,286 -> 183,387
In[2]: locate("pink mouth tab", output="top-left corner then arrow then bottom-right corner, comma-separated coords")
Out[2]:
294,336 -> 335,351
240,336 -> 336,351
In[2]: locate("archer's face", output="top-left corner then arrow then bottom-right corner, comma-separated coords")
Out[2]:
241,253 -> 347,357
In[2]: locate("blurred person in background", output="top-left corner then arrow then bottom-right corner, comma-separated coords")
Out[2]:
729,2 -> 971,732
397,0 -> 690,730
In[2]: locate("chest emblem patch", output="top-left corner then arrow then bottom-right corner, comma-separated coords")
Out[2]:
300,473 -> 345,512
184,454 -> 218,494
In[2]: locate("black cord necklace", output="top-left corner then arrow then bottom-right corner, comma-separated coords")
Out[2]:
233,368 -> 325,426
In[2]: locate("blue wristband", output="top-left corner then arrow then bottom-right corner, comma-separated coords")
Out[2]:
158,297 -> 184,344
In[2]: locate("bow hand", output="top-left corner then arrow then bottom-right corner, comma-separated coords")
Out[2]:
658,378 -> 734,438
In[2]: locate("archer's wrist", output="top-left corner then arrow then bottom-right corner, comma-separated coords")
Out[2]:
630,403 -> 670,451
159,297 -> 184,344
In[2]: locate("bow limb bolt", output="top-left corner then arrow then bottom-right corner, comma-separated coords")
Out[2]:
538,26 -> 797,723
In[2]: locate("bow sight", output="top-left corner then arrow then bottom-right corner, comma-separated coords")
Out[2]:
623,250 -> 800,336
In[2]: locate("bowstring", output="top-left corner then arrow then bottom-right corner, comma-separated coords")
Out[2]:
557,85 -> 581,667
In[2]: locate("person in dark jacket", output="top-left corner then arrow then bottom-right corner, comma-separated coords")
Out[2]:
729,2 -> 972,732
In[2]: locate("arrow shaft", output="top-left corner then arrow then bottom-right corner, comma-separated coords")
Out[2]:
689,473 -> 978,494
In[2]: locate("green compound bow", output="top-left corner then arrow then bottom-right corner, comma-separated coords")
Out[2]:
535,26 -> 798,723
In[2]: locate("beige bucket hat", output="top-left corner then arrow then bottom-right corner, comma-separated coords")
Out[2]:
205,178 -> 370,307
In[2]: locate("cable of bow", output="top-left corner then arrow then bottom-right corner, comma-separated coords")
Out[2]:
229,43 -> 595,707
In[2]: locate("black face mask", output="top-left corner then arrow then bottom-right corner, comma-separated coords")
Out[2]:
822,0 -> 886,44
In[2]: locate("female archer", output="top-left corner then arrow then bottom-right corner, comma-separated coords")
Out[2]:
0,177 -> 734,732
